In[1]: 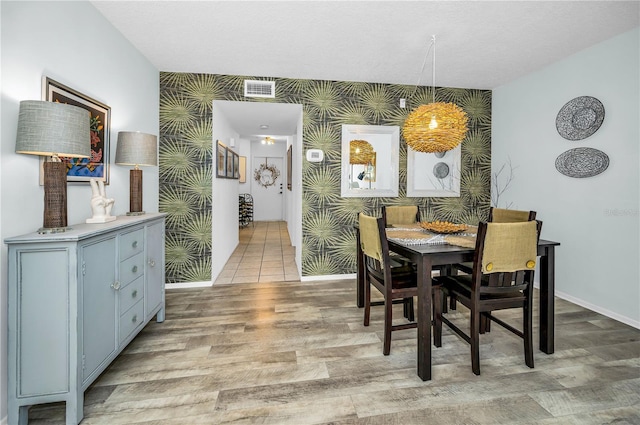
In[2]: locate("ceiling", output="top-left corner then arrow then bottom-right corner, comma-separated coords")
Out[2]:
91,1 -> 639,139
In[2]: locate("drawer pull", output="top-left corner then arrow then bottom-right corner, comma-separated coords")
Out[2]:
148,259 -> 156,267
131,289 -> 138,298
132,265 -> 138,273
131,315 -> 138,324
132,240 -> 138,249
110,281 -> 121,290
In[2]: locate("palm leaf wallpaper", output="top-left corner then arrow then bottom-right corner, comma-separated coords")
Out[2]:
159,72 -> 492,283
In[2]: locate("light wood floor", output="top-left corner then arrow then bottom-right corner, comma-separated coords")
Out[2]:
29,222 -> 640,424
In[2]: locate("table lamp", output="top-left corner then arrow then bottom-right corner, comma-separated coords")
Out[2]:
15,100 -> 90,234
115,131 -> 157,215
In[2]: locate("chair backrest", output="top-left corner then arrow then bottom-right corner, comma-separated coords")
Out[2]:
470,220 -> 542,296
382,205 -> 420,227
489,207 -> 536,223
358,213 -> 392,283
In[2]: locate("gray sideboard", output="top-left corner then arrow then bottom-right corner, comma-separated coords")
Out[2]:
6,213 -> 166,425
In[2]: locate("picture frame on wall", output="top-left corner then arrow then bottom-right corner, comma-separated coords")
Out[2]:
287,145 -> 292,190
216,140 -> 227,178
233,152 -> 240,179
239,156 -> 246,183
226,147 -> 234,178
41,77 -> 111,184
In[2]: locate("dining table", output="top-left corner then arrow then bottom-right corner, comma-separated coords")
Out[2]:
355,225 -> 561,381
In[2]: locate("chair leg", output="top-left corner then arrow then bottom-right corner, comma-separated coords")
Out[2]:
470,308 -> 481,375
383,297 -> 393,356
524,292 -> 534,368
433,289 -> 442,347
363,278 -> 371,327
403,297 -> 415,322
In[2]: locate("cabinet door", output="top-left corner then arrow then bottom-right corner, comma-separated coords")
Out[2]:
145,220 -> 165,320
80,236 -> 117,383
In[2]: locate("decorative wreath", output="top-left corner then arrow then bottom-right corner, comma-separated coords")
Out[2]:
254,163 -> 281,188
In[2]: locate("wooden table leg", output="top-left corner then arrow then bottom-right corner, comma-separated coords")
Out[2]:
416,255 -> 432,381
539,245 -> 555,354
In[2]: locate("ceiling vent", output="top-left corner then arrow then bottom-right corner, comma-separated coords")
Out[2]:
244,80 -> 275,98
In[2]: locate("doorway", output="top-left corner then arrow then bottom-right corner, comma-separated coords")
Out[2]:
252,156 -> 284,221
212,100 -> 303,282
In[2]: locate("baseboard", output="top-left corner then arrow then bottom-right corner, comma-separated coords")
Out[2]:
553,289 -> 640,330
165,281 -> 212,289
301,273 -> 355,281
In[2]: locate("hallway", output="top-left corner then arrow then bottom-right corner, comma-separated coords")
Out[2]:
214,221 -> 300,284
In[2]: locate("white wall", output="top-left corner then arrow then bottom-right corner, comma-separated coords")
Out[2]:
211,103 -> 240,282
492,28 -> 639,327
0,2 -> 159,422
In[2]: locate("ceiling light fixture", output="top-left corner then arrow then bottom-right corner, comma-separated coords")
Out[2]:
261,136 -> 275,145
402,35 -> 469,153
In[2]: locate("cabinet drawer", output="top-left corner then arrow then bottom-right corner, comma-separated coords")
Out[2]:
119,275 -> 144,315
119,299 -> 144,344
119,228 -> 144,261
119,252 -> 144,286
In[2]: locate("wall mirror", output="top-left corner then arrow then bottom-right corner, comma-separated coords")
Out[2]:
407,145 -> 461,197
341,124 -> 399,197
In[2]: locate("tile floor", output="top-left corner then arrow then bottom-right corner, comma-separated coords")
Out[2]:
214,221 -> 300,284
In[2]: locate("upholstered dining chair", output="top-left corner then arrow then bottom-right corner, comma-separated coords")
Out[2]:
359,212 -> 443,355
433,220 -> 542,375
382,205 -> 420,228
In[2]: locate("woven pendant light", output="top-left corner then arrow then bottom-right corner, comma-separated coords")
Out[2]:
349,139 -> 374,164
402,35 -> 469,153
403,102 -> 468,153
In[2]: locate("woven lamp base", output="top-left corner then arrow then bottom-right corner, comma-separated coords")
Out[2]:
127,168 -> 145,216
39,161 -> 70,234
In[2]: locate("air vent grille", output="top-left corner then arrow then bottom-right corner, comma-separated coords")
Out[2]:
244,80 -> 275,98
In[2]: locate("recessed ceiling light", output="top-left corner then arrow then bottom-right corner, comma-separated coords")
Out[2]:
260,124 -> 269,129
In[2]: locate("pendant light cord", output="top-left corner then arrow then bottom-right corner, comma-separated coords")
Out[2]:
409,35 -> 436,103
432,34 -> 436,104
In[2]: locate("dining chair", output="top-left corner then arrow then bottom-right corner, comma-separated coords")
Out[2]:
359,212 -> 443,355
382,205 -> 420,228
433,220 -> 542,375
454,208 -> 537,274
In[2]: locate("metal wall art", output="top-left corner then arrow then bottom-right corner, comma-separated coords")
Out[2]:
555,147 -> 609,178
556,96 -> 605,141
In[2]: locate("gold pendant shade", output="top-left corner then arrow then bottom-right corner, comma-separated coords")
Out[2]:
349,139 -> 374,164
402,102 -> 469,153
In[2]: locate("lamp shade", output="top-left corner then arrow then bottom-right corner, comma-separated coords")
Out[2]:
115,131 -> 157,166
16,100 -> 91,158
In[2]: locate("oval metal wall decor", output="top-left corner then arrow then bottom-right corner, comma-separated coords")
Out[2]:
555,147 -> 609,178
556,96 -> 605,141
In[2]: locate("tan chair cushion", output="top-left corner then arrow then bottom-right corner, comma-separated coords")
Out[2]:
385,206 -> 418,226
491,208 -> 532,223
359,213 -> 384,266
482,221 -> 538,273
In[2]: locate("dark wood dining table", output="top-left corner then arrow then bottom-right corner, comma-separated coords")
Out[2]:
355,228 -> 561,381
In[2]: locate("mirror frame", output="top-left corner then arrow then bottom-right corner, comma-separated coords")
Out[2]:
407,145 -> 461,197
341,124 -> 399,198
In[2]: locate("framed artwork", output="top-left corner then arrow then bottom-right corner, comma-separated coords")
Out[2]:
233,152 -> 240,179
287,145 -> 292,190
226,147 -> 234,178
42,77 -> 111,184
406,145 -> 461,197
216,140 -> 227,178
239,156 -> 247,183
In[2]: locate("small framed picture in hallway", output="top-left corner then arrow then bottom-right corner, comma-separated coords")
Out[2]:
216,140 -> 226,178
